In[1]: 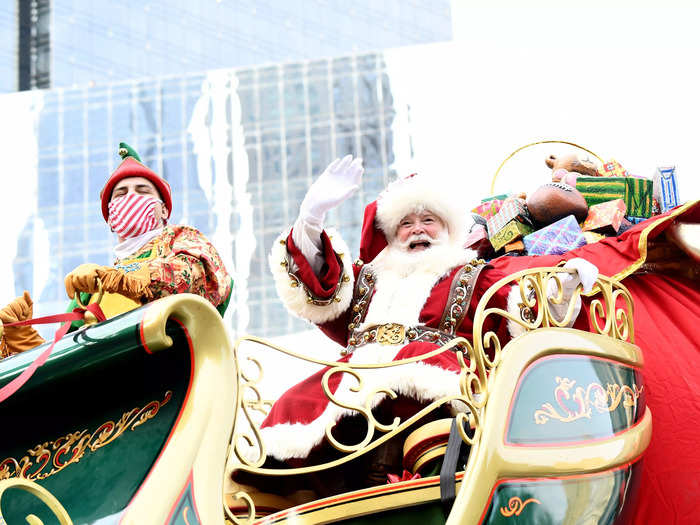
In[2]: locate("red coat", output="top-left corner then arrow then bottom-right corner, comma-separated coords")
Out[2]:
264,230 -> 517,461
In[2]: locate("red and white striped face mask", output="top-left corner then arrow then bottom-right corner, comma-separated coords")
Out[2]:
108,193 -> 163,239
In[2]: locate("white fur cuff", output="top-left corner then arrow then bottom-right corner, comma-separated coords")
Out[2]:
269,227 -> 354,324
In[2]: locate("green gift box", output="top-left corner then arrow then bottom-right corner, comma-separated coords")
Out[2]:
576,177 -> 626,207
625,177 -> 653,218
577,176 -> 654,217
481,193 -> 510,203
489,219 -> 534,251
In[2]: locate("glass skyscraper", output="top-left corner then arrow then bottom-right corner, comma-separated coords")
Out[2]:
9,51 -> 398,338
0,1 -> 454,339
1,0 -> 452,93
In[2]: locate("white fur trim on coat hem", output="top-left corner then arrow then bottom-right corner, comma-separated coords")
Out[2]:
269,227 -> 354,324
260,354 -> 463,461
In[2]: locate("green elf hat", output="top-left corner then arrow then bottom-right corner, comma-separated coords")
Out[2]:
99,142 -> 173,222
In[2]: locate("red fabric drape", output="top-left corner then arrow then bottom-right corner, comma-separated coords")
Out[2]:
623,274 -> 700,524
485,201 -> 700,522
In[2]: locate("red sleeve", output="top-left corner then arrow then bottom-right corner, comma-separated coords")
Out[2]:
286,229 -> 342,300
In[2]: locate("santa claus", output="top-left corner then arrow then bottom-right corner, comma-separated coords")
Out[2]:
263,156 -> 597,469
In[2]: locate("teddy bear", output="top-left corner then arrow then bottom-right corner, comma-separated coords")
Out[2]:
545,152 -> 599,187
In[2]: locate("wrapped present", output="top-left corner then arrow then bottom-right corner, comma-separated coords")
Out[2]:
486,198 -> 532,237
472,199 -> 504,219
464,223 -> 494,258
489,219 -> 533,251
582,199 -> 627,234
504,240 -> 525,253
481,193 -> 510,203
653,166 -> 679,213
626,216 -> 648,225
617,217 -> 634,235
576,176 -> 626,207
523,215 -> 586,256
597,158 -> 629,178
583,231 -> 605,244
625,176 -> 653,218
465,224 -> 487,246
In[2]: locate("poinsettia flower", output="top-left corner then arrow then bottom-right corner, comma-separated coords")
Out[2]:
387,470 -> 421,484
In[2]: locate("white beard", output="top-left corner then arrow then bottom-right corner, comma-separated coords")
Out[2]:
360,240 -> 475,328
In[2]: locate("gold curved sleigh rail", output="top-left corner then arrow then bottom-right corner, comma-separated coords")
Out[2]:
225,267 -> 648,525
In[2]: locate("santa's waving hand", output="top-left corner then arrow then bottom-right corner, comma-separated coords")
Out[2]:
293,155 -> 364,274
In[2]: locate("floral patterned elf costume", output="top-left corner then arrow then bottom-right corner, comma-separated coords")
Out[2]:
2,143 -> 233,354
64,142 -> 234,324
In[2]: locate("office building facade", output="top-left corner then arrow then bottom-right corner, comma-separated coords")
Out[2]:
8,51 -> 397,338
1,0 -> 451,93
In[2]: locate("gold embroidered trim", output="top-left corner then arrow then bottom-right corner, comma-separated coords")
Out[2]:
0,391 -> 172,481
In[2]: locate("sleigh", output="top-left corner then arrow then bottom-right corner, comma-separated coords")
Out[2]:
0,264 -> 648,524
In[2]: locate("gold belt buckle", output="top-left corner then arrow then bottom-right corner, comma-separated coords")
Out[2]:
376,323 -> 405,345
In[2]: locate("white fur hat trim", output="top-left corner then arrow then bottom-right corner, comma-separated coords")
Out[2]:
376,174 -> 469,244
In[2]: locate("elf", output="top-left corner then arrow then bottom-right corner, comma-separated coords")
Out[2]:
0,143 -> 233,355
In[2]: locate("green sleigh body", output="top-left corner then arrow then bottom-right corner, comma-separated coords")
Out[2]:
0,267 -> 649,524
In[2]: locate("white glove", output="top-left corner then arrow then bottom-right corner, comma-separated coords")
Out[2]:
562,258 -> 599,294
547,258 -> 599,324
299,155 -> 364,225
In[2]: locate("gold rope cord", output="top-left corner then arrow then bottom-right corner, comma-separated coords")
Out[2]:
490,140 -> 604,194
225,268 -> 633,523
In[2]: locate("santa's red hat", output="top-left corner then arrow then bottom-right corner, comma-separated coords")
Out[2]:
357,173 -> 469,266
358,201 -> 387,264
99,142 -> 172,222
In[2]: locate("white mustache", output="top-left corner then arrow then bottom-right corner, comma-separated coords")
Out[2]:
398,233 -> 434,250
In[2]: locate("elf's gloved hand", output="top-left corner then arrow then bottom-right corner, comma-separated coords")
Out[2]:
0,291 -> 45,355
547,258 -> 599,324
64,263 -> 102,298
65,264 -> 153,302
299,155 -> 364,226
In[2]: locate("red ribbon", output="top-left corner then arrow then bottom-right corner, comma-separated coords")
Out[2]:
0,303 -> 107,403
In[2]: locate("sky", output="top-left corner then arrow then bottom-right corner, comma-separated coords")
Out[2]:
441,1 -> 700,200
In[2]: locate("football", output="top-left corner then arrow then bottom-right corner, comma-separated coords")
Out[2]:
526,182 -> 589,224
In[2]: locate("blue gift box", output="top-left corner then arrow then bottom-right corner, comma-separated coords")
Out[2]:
523,215 -> 586,256
653,166 -> 679,213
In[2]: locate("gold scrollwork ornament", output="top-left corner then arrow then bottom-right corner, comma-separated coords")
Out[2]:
0,391 -> 171,482
500,496 -> 541,517
534,377 -> 643,425
0,477 -> 73,525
